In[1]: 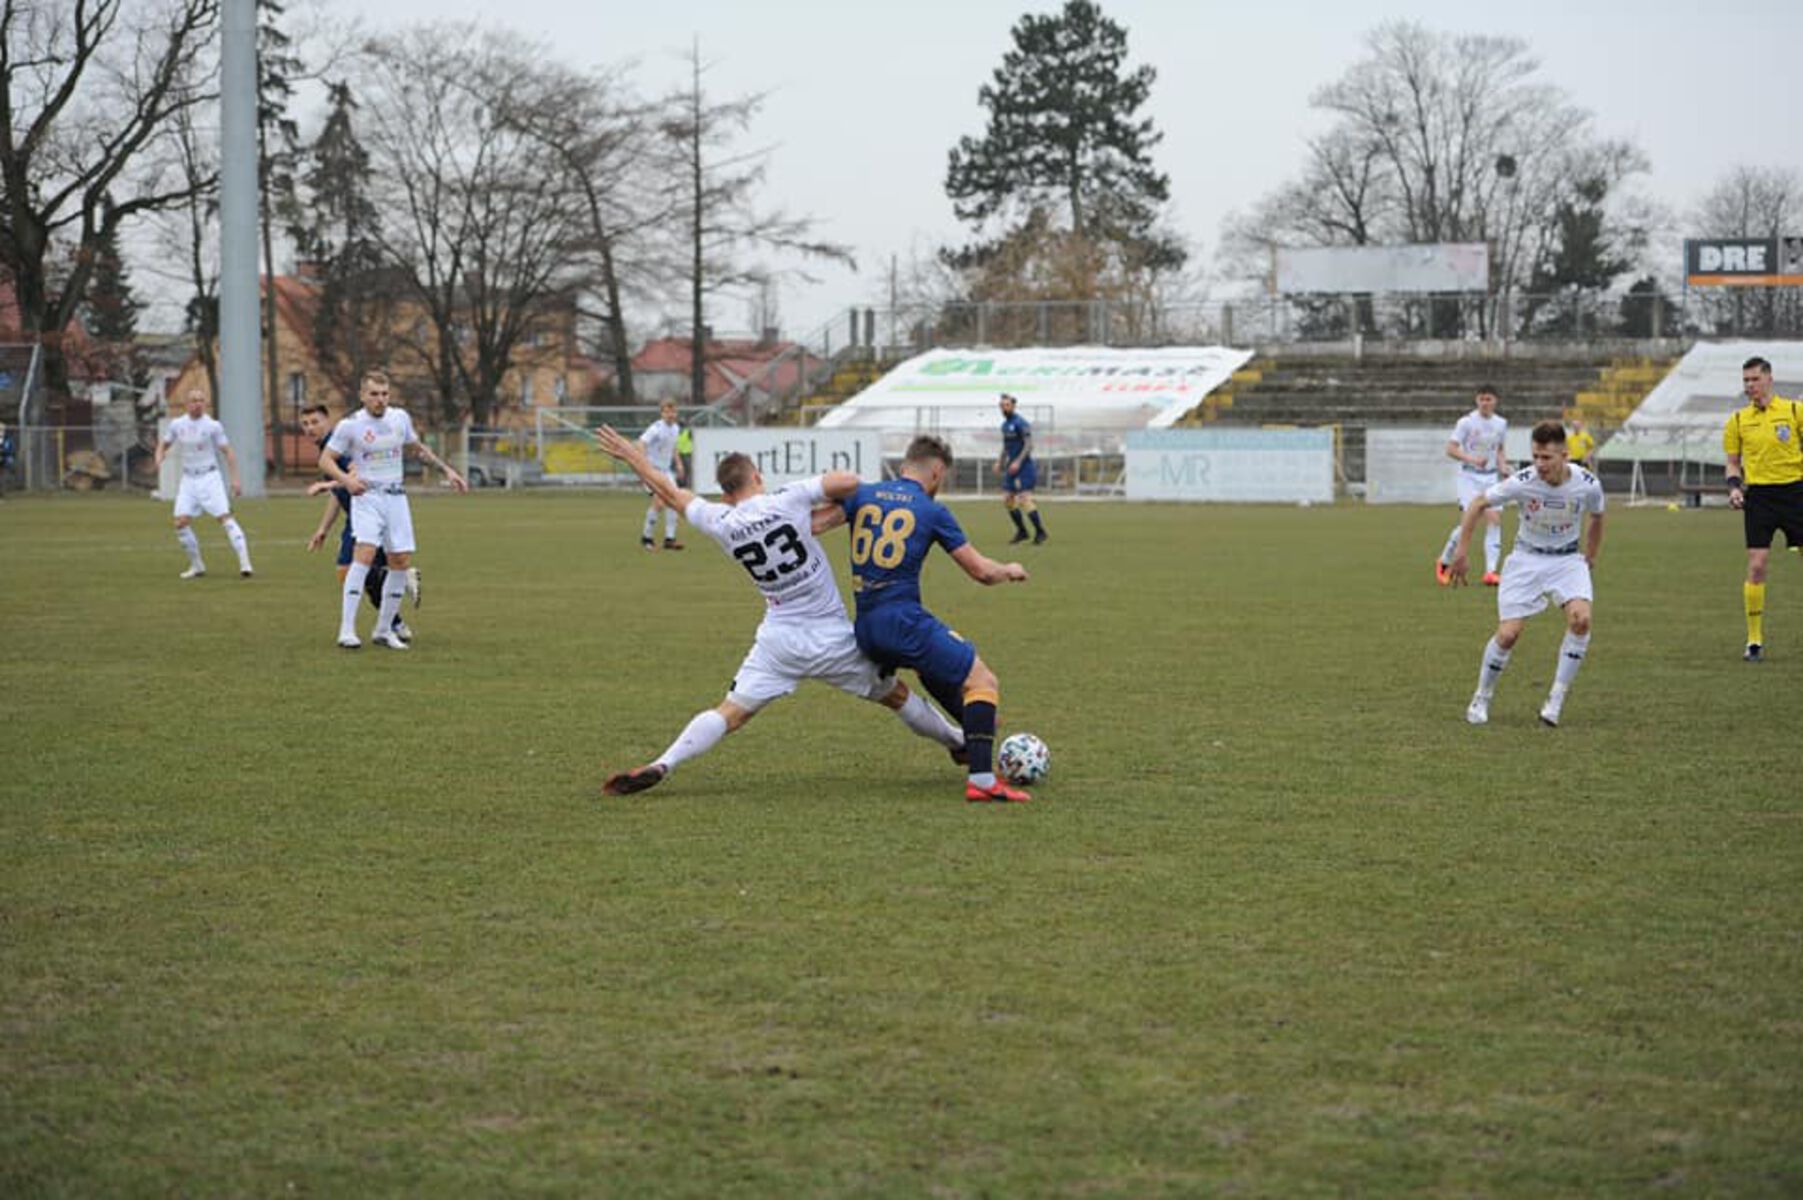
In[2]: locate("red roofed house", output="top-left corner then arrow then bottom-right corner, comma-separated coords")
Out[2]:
631,333 -> 825,419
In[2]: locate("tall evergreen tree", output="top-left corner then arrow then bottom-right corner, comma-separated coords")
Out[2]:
82,220 -> 143,344
81,211 -> 147,387
291,81 -> 386,396
944,0 -> 1181,272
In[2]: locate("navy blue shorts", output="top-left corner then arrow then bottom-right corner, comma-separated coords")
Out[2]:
855,603 -> 977,694
1003,459 -> 1037,493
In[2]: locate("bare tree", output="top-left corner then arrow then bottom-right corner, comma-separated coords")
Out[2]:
1222,20 -> 1649,334
358,23 -> 584,426
0,0 -> 220,404
495,61 -> 673,405
1692,166 -> 1803,336
663,39 -> 853,411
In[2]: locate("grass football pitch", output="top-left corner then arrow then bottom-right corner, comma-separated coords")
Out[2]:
2,491 -> 1798,1197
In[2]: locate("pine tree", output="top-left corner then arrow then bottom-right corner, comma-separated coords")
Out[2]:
944,0 -> 1181,272
291,81 -> 387,396
80,209 -> 146,386
82,220 -> 142,344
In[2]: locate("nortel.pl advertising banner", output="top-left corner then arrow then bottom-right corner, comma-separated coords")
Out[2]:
690,428 -> 883,494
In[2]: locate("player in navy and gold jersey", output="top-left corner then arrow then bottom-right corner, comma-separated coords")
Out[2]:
997,393 -> 1047,544
1724,355 -> 1803,662
832,435 -> 1032,802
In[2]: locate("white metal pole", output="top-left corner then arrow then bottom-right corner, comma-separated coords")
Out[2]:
219,0 -> 265,496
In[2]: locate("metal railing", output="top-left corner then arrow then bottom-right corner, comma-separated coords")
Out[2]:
844,287 -> 1803,352
4,422 -> 162,494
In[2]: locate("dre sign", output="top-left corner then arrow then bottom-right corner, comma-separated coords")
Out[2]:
1686,237 -> 1803,286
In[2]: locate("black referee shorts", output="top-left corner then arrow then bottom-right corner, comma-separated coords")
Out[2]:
1744,480 -> 1803,549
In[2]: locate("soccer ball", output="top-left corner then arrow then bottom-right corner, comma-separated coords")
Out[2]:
996,732 -> 1050,786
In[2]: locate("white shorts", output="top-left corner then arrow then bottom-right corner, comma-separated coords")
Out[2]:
348,490 -> 416,555
727,618 -> 893,712
643,467 -> 675,499
1457,471 -> 1498,509
173,471 -> 230,519
1498,550 -> 1592,620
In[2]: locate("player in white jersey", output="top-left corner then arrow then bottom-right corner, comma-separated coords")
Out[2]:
318,369 -> 468,650
152,388 -> 254,579
636,400 -> 687,551
590,424 -> 965,796
1435,386 -> 1510,587
1450,420 -> 1607,728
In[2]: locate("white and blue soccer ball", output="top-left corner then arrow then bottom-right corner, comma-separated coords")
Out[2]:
996,732 -> 1050,786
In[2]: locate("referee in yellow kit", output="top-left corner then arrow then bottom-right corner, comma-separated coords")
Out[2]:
1724,355 -> 1803,662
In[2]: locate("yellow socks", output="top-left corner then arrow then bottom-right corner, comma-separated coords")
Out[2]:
1745,581 -> 1766,646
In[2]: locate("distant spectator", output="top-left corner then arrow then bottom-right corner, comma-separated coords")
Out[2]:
676,423 -> 694,488
1564,413 -> 1598,470
0,420 -> 14,495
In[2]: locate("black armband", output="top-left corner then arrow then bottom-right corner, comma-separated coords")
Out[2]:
1726,476 -> 1743,491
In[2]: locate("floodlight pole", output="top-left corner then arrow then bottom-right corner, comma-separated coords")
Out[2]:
219,0 -> 265,496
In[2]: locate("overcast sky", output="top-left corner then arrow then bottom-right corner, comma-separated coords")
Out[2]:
177,0 -> 1803,338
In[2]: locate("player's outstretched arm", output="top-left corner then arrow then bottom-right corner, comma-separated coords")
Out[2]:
407,438 -> 468,493
220,442 -> 243,496
307,493 -> 341,551
811,505 -> 847,536
318,449 -> 363,494
950,543 -> 1028,586
595,425 -> 697,512
1584,510 -> 1606,568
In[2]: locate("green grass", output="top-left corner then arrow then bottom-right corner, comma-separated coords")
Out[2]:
2,491 -> 1799,1197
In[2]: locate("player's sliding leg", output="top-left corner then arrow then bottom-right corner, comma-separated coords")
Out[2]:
1466,620 -> 1522,725
174,518 -> 206,578
957,658 -> 1028,802
603,700 -> 753,796
220,515 -> 253,576
1006,493 -> 1029,543
1022,495 -> 1046,543
877,680 -> 965,756
1540,601 -> 1591,728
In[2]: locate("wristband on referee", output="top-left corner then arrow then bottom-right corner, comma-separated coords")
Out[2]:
1726,476 -> 1743,491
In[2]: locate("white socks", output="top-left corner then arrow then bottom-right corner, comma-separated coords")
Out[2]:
1484,523 -> 1502,573
176,526 -> 203,570
1554,631 -> 1590,687
1476,636 -> 1511,698
642,506 -> 659,540
1473,631 -> 1589,719
222,517 -> 252,572
655,709 -> 730,774
340,562 -> 370,638
375,569 -> 408,638
1438,524 -> 1461,566
893,691 -> 964,750
665,508 -> 679,540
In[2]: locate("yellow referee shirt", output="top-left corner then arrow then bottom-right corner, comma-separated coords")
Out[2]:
1567,428 -> 1597,463
1723,396 -> 1803,485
